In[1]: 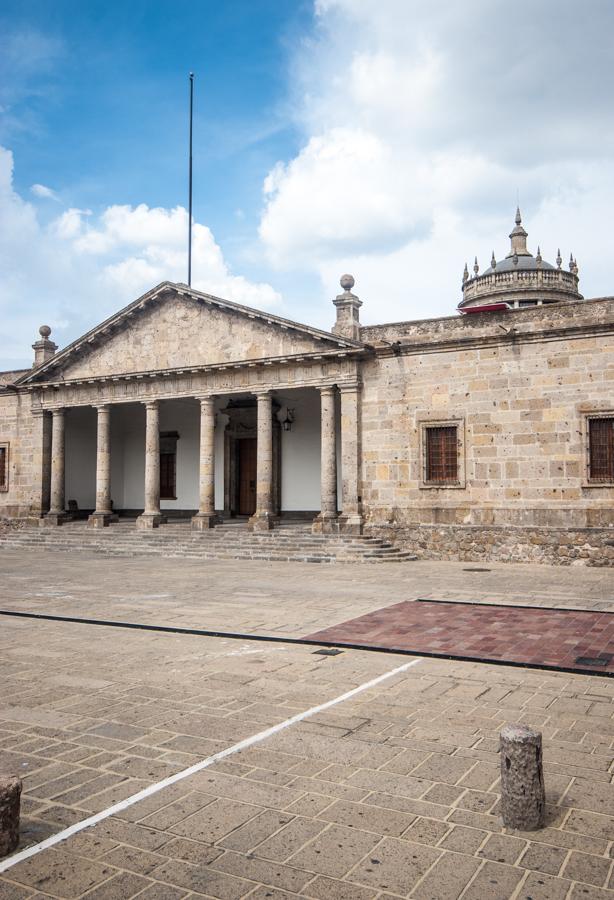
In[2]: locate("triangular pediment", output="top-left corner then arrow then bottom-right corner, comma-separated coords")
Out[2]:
20,282 -> 361,384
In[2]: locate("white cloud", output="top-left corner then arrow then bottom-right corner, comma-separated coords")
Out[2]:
30,183 -> 59,201
0,147 -> 282,368
260,0 -> 614,323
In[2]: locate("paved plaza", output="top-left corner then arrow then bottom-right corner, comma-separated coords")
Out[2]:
0,549 -> 613,898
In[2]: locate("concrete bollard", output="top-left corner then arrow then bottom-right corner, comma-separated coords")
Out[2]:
500,724 -> 545,830
0,775 -> 22,857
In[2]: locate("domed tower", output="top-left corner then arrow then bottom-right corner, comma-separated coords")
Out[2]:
459,208 -> 582,312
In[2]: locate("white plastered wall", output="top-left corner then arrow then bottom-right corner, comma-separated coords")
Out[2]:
65,391 -> 323,514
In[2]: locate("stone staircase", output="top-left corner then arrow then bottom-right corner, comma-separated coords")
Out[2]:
0,519 -> 416,564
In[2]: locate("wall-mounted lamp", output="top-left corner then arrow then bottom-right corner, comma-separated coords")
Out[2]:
282,409 -> 295,432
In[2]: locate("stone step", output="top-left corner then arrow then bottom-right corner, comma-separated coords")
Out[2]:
0,524 -> 416,563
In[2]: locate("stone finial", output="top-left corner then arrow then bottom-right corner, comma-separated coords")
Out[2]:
556,248 -> 562,269
463,262 -> 469,283
332,274 -> 362,341
536,246 -> 542,267
32,325 -> 58,368
473,256 -> 479,276
507,207 -> 530,258
491,251 -> 497,270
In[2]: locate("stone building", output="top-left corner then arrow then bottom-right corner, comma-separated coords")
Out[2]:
1,210 -> 613,564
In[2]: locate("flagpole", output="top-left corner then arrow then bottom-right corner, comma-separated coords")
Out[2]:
188,72 -> 194,287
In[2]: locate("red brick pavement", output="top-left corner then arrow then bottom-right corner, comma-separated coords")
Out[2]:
306,600 -> 614,675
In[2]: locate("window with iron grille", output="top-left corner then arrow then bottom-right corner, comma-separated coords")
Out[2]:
425,425 -> 458,483
0,444 -> 7,491
588,417 -> 614,483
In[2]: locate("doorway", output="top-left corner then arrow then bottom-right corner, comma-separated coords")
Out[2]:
238,438 -> 257,515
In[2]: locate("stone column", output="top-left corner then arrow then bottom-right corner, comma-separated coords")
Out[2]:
339,383 -> 363,534
88,405 -> 115,528
192,396 -> 218,530
248,391 -> 274,531
44,408 -> 67,526
313,386 -> 338,533
136,400 -> 164,530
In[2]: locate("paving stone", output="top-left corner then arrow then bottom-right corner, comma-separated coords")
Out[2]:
77,871 -> 151,899
348,836 -> 440,895
139,792 -> 215,830
301,874 -> 378,899
439,825 -> 488,854
100,844 -> 164,876
410,849 -> 481,900
564,809 -> 614,840
157,837 -> 223,865
515,871 -> 572,900
568,884 -> 614,900
287,823 -> 380,878
6,848 -> 116,898
211,850 -> 313,892
217,810 -> 294,853
318,799 -> 414,837
518,841 -> 567,875
561,850 -> 612,887
461,860 -> 525,900
148,859 -> 252,900
561,779 -> 614,816
127,884 -> 189,900
478,833 -> 527,865
170,797 -> 263,843
402,816 -> 449,846
254,816 -> 328,862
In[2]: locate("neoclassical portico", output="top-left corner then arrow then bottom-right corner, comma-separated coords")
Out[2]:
38,378 -> 362,533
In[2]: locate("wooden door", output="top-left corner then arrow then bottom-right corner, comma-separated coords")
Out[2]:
238,438 -> 257,515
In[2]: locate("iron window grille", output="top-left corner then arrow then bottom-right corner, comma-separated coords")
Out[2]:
425,425 -> 459,484
588,416 -> 614,483
0,444 -> 7,491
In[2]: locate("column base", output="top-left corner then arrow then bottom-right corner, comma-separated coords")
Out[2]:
87,512 -> 117,529
338,514 -> 363,535
312,512 -> 339,534
191,513 -> 219,531
43,512 -> 68,527
248,511 -> 275,532
135,513 -> 166,530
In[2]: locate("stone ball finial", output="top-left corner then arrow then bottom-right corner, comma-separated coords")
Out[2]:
340,274 -> 355,292
39,325 -> 52,339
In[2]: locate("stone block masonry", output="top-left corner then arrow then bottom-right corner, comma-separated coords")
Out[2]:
367,522 -> 614,566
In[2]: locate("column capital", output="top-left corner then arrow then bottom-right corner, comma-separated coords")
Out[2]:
319,384 -> 337,397
50,406 -> 66,416
92,402 -> 111,413
254,390 -> 272,400
143,399 -> 159,411
337,381 -> 361,394
196,394 -> 215,407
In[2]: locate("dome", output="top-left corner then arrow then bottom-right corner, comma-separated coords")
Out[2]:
482,256 -> 555,275
459,208 -> 582,311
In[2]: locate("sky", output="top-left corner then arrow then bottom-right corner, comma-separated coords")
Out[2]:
1,0 -> 614,368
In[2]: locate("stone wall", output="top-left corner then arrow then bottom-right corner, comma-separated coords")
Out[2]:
367,522 -> 614,566
360,296 -> 614,537
0,390 -> 49,519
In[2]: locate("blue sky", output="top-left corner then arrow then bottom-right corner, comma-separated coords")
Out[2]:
2,0 -> 614,368
2,0 -> 308,263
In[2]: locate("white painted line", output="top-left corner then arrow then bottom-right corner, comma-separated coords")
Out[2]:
0,656 -> 422,874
